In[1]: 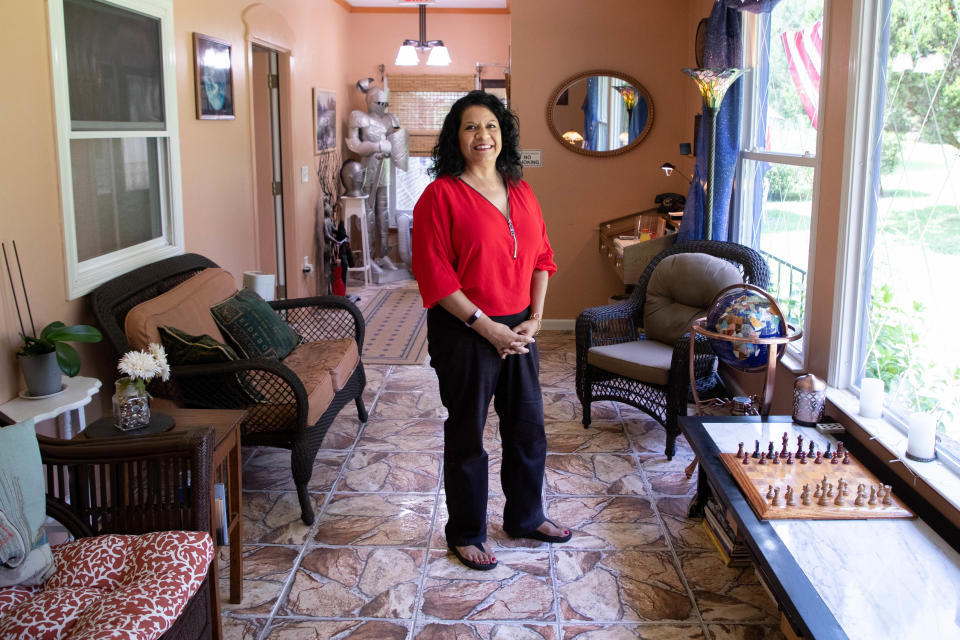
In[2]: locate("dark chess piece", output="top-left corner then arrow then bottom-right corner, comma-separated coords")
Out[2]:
809,442 -> 816,457
786,452 -> 794,465
773,452 -> 780,464
825,442 -> 833,459
781,433 -> 789,457
837,442 -> 845,455
737,442 -> 744,459
759,452 -> 767,465
831,453 -> 840,465
742,453 -> 750,465
753,440 -> 761,459
768,442 -> 775,458
814,451 -> 823,464
799,452 -> 807,464
783,432 -> 789,447
843,451 -> 851,465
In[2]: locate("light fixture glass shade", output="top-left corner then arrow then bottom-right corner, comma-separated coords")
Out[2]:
395,45 -> 419,66
660,162 -> 675,176
682,68 -> 743,109
426,44 -> 451,66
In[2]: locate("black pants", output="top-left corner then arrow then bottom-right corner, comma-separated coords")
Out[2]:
427,306 -> 547,547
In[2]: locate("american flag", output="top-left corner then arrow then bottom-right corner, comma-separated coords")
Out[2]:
781,20 -> 823,129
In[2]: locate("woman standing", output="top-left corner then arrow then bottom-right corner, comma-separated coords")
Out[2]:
412,91 -> 570,571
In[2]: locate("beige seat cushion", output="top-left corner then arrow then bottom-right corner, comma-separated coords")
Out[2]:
644,254 -> 743,345
283,339 -> 359,391
124,269 -> 237,350
588,340 -> 676,386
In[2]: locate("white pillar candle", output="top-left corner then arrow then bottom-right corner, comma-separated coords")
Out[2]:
906,414 -> 937,461
859,377 -> 884,418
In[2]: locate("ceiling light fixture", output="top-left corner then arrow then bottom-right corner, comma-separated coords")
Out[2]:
395,1 -> 450,67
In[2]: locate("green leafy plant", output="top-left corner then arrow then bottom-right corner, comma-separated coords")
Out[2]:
18,321 -> 102,377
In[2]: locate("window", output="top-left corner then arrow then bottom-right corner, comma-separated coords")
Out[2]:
48,0 -> 183,298
736,0 -> 826,352
841,0 -> 960,463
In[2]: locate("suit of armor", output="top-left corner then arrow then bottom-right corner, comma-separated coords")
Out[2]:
345,87 -> 407,272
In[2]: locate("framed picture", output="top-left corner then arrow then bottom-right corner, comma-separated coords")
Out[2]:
313,88 -> 337,154
193,33 -> 235,120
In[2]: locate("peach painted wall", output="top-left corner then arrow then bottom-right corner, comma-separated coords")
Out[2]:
343,11 -> 510,120
0,0 -> 350,422
511,0 -> 706,320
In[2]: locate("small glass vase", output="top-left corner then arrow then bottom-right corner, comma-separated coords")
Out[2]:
113,378 -> 150,431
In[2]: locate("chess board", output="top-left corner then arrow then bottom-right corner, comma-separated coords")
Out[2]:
720,448 -> 914,521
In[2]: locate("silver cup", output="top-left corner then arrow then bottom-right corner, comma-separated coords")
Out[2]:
793,373 -> 826,426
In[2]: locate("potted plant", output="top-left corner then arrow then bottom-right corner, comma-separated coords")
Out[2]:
18,321 -> 103,396
4,240 -> 102,396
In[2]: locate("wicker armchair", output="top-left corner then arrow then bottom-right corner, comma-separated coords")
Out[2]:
90,253 -> 367,524
576,240 -> 769,459
39,427 -> 216,640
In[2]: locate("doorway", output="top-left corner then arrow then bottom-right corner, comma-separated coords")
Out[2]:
251,44 -> 286,299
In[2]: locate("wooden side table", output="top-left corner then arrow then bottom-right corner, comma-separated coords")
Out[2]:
146,402 -> 245,640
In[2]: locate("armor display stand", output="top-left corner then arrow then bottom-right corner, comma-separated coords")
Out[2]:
341,195 -> 371,287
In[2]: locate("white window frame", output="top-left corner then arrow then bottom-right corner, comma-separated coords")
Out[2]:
48,0 -> 184,299
734,5 -> 830,367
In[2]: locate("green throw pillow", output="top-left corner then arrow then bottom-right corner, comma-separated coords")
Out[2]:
0,419 -> 55,587
159,325 -> 239,364
210,288 -> 301,359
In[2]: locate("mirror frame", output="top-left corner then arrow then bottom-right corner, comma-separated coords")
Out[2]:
546,69 -> 654,158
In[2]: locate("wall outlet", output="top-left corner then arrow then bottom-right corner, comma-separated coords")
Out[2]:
301,166 -> 309,183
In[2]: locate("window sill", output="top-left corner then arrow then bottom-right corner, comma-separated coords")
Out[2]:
826,387 -> 960,525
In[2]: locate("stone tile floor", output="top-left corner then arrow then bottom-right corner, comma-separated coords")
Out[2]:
219,298 -> 785,639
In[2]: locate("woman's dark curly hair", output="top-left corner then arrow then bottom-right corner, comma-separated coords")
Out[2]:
430,90 -> 523,184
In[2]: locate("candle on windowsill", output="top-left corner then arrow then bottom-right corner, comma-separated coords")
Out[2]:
859,377 -> 884,419
906,414 -> 937,462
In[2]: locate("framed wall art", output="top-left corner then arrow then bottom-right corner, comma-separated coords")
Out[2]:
193,32 -> 235,120
313,88 -> 337,154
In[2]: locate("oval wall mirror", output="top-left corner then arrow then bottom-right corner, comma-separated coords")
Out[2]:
546,70 -> 654,157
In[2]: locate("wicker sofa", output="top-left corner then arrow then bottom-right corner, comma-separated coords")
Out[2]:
90,253 -> 367,524
0,425 -> 215,640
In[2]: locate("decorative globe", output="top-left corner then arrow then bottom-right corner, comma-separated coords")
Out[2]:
705,285 -> 787,370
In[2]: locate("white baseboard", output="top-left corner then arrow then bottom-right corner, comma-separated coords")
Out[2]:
542,319 -> 575,331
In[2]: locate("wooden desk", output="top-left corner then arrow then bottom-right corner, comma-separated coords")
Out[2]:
680,415 -> 960,640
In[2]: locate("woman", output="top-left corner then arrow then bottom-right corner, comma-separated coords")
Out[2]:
411,90 -> 570,571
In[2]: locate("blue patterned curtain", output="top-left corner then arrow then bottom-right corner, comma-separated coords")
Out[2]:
582,77 -> 600,151
678,0 -> 784,242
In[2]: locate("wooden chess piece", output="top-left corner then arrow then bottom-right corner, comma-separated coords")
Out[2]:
868,486 -> 878,505
818,488 -> 829,506
781,432 -> 789,457
831,453 -> 840,465
766,484 -> 775,500
786,485 -> 795,506
772,487 -> 781,506
768,442 -> 775,458
773,452 -> 780,464
742,453 -> 750,465
737,442 -> 744,458
753,440 -> 760,459
882,485 -> 893,506
825,442 -> 832,459
814,451 -> 823,464
855,484 -> 866,507
841,479 -> 849,496
759,452 -> 767,465
783,432 -> 789,448
837,442 -> 845,455
798,452 -> 807,464
834,490 -> 844,506
802,485 -> 812,506
813,484 -> 822,498
786,452 -> 793,465
843,451 -> 851,465
826,482 -> 834,498
809,442 -> 815,457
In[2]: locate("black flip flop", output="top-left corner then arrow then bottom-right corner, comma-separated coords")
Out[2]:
508,519 -> 572,544
447,542 -> 498,571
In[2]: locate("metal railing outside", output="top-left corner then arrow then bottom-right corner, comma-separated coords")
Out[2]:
758,249 -> 806,327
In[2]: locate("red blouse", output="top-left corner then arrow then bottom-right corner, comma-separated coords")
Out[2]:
411,175 -> 557,315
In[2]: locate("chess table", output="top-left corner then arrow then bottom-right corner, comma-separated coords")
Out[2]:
680,415 -> 960,640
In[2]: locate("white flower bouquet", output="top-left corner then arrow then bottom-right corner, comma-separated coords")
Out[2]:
116,342 -> 170,393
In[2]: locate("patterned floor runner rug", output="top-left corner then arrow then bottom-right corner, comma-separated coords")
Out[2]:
357,287 -> 428,365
